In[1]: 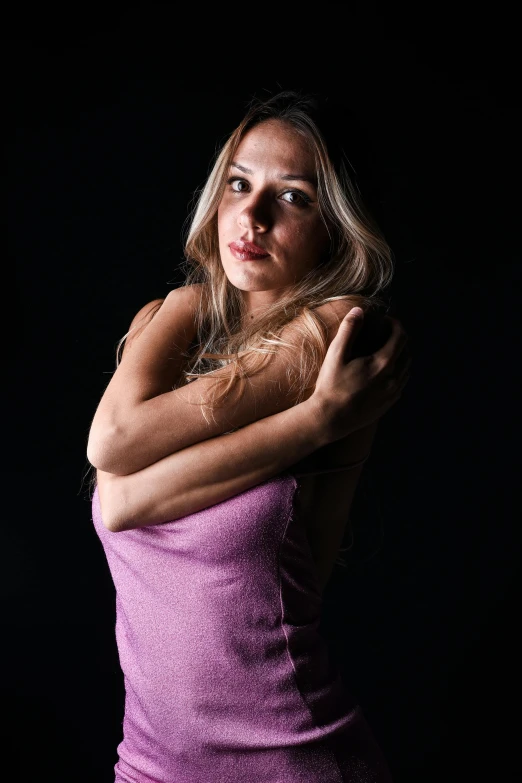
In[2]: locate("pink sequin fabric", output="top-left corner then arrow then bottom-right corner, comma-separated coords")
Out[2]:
92,471 -> 392,782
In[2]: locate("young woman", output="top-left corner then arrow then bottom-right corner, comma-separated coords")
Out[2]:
88,92 -> 411,782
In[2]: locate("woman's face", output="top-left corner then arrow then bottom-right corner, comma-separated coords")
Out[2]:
217,119 -> 329,313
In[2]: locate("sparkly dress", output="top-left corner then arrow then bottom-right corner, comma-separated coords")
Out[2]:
91,463 -> 393,782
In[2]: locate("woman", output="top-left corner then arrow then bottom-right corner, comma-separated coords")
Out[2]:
88,91 -> 411,782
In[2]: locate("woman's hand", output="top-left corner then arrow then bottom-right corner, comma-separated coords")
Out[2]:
312,307 -> 412,443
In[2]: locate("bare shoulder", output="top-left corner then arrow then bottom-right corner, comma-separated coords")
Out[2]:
165,282 -> 205,306
121,298 -> 165,356
128,298 -> 165,330
279,297 -> 362,350
129,284 -> 204,332
123,284 -> 205,355
313,297 -> 362,333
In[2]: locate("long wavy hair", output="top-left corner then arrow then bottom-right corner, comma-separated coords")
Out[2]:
167,90 -> 394,417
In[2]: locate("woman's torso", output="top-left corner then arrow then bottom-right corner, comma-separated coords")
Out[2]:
91,462 -> 391,783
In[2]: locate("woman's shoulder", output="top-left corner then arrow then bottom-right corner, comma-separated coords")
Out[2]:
132,284 -> 204,321
318,296 -> 361,316
128,298 -> 165,328
120,286 -> 204,358
309,296 -> 366,335
167,282 -> 205,299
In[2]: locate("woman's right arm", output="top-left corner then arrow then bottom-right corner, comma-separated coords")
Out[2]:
87,288 -> 371,476
97,393 -> 329,532
98,311 -> 411,532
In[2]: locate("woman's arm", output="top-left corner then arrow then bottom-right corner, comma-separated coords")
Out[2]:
97,393 -> 332,532
97,414 -> 379,532
87,285 -> 359,476
97,306 -> 409,532
87,285 -> 199,472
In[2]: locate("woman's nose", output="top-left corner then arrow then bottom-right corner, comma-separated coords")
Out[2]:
237,194 -> 271,232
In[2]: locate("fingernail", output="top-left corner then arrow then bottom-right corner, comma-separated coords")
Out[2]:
350,307 -> 363,317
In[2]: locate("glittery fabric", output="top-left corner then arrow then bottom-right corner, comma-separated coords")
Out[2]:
92,471 -> 393,782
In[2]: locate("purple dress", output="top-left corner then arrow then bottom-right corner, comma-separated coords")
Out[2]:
91,466 -> 393,782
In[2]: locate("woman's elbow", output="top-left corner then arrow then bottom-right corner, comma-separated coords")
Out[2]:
86,439 -> 114,473
87,426 -> 130,475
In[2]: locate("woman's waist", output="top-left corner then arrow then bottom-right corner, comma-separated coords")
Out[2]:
120,658 -> 361,752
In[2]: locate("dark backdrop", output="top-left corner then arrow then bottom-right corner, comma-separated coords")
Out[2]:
4,16 -> 520,783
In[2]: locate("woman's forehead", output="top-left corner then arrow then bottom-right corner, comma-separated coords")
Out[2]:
233,119 -> 316,179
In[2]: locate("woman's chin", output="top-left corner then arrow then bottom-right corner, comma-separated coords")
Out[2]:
223,271 -> 276,293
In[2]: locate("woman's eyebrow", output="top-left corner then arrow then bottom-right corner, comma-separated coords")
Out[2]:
232,162 -> 253,175
280,173 -> 317,185
231,162 -> 316,185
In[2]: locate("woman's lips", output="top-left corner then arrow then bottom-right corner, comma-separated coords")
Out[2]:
228,241 -> 270,261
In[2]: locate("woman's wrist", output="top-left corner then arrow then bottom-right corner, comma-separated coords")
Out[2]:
304,394 -> 339,449
308,389 -> 378,448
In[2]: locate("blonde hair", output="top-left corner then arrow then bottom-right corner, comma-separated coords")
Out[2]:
175,91 -> 394,417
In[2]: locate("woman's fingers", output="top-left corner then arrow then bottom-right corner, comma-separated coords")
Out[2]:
313,306 -> 413,435
337,307 -> 365,359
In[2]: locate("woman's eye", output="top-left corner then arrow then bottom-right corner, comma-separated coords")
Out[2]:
229,178 -> 249,193
280,190 -> 310,206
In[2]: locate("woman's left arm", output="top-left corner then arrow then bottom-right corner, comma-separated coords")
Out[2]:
96,417 -> 379,533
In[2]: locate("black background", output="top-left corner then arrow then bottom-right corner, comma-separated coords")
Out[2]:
3,8 -> 520,783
